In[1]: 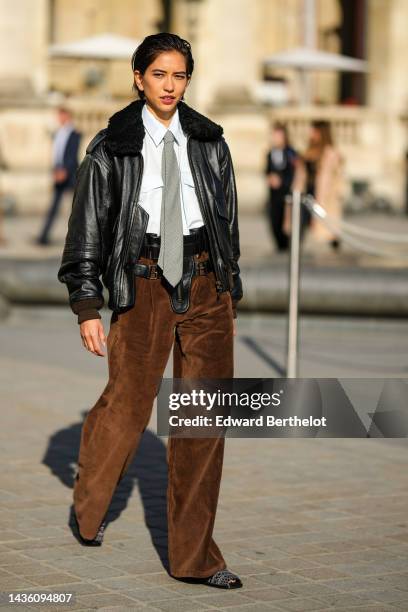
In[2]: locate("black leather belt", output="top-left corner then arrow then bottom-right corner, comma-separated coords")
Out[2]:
140,225 -> 209,259
132,226 -> 213,315
132,257 -> 213,314
133,258 -> 212,280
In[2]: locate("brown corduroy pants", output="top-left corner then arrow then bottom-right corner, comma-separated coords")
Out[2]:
73,250 -> 234,578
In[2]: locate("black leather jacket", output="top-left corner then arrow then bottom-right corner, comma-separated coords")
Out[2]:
58,98 -> 243,322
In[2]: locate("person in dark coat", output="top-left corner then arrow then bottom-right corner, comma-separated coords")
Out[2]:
37,106 -> 81,245
264,122 -> 298,251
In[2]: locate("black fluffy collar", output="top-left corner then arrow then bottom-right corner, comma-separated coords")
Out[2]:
105,98 -> 223,156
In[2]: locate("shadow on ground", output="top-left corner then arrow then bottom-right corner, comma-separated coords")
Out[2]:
42,412 -> 169,570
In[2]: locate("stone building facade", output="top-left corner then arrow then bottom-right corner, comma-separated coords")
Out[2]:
0,0 -> 407,214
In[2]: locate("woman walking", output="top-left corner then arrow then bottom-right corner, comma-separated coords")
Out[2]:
58,33 -> 243,589
297,120 -> 344,249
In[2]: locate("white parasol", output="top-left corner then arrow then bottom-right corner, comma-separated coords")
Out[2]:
264,47 -> 368,73
49,33 -> 140,60
264,46 -> 369,104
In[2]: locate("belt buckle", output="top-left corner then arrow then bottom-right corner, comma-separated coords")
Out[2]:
148,264 -> 159,279
196,261 -> 207,276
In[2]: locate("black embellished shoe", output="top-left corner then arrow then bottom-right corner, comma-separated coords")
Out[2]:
205,569 -> 243,589
173,569 -> 243,589
72,511 -> 107,547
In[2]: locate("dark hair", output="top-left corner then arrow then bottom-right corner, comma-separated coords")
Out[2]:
271,121 -> 290,147
131,32 -> 194,99
57,105 -> 72,116
311,120 -> 333,148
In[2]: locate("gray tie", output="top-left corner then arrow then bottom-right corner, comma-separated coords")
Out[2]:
157,130 -> 183,287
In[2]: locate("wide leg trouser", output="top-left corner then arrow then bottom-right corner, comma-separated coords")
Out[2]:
73,250 -> 234,578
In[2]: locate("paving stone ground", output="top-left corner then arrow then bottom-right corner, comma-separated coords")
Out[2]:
0,305 -> 407,611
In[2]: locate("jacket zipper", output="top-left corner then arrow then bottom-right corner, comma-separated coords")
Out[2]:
186,136 -> 223,293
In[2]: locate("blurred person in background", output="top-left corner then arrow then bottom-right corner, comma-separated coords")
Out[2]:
0,204 -> 5,245
58,33 -> 243,589
0,202 -> 5,246
264,122 -> 298,252
294,120 -> 344,250
0,144 -> 7,245
36,106 -> 81,246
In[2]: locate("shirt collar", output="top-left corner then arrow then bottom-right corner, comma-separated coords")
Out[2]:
142,102 -> 182,147
57,122 -> 74,134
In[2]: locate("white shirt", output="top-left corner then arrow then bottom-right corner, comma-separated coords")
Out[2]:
53,122 -> 74,167
270,148 -> 285,170
139,102 -> 204,235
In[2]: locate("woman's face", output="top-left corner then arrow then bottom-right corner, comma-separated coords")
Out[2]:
272,129 -> 286,148
134,50 -> 190,115
309,126 -> 321,145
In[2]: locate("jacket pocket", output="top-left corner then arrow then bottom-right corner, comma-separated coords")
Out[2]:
103,214 -> 119,276
214,196 -> 229,220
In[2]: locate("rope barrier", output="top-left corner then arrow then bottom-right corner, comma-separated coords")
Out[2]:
285,189 -> 406,378
301,195 -> 408,259
303,195 -> 408,244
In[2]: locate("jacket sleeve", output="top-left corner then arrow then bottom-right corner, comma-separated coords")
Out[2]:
57,150 -> 110,324
63,131 -> 81,181
218,137 -> 243,318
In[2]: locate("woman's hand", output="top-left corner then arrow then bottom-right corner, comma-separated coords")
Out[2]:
80,319 -> 106,356
233,319 -> 237,336
268,173 -> 282,189
53,168 -> 68,183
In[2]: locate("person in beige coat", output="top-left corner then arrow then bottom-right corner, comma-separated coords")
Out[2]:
294,120 -> 344,249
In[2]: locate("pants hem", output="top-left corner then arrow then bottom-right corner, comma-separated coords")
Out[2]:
170,563 -> 227,579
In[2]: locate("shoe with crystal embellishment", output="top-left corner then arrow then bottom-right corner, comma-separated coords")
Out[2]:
72,511 -> 107,547
204,569 -> 242,589
172,568 -> 243,589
